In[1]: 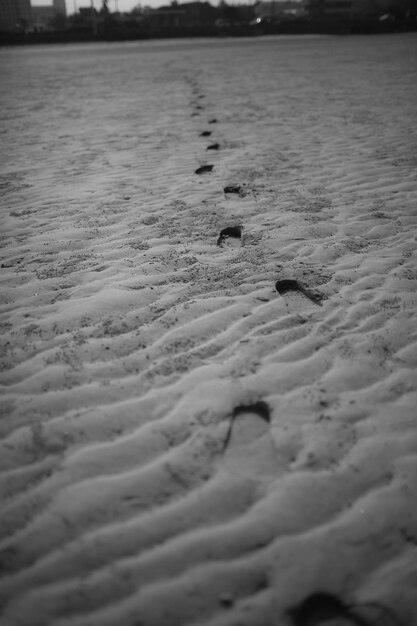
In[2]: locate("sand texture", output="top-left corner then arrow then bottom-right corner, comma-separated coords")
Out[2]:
1,34 -> 417,626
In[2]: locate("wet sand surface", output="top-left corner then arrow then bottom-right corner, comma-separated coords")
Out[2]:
1,34 -> 417,626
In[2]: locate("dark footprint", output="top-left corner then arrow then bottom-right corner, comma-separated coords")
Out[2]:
209,118 -> 218,124
206,143 -> 220,151
200,131 -> 212,137
289,593 -> 363,626
195,165 -> 214,175
275,279 -> 326,306
217,226 -> 242,247
224,185 -> 242,195
221,402 -> 279,478
288,593 -> 403,626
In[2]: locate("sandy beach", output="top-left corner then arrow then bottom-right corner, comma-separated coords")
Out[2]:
1,33 -> 417,626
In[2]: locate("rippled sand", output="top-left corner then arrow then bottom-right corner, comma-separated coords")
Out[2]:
1,34 -> 417,626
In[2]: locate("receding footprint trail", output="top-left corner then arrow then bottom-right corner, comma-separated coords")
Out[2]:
219,402 -> 280,480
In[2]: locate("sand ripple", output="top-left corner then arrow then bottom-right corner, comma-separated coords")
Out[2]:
1,35 -> 417,626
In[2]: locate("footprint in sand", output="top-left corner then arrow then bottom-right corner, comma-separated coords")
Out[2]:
220,402 -> 279,479
206,143 -> 220,151
200,131 -> 212,137
224,184 -> 242,195
275,279 -> 327,307
209,118 -> 218,124
217,226 -> 242,248
288,593 -> 403,626
195,165 -> 214,175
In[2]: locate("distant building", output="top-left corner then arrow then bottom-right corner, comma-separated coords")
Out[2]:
69,6 -> 98,33
31,5 -> 55,29
53,0 -> 66,17
147,1 -> 216,32
308,0 -> 352,18
0,0 -> 32,31
79,7 -> 97,16
148,7 -> 185,30
31,0 -> 66,31
254,1 -> 307,19
181,1 -> 216,26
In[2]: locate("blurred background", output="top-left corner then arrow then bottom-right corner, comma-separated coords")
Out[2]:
1,0 -> 416,46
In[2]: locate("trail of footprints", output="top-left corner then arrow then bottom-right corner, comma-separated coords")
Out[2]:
185,78 -> 400,626
191,83 -> 327,308
0,76 -> 406,626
